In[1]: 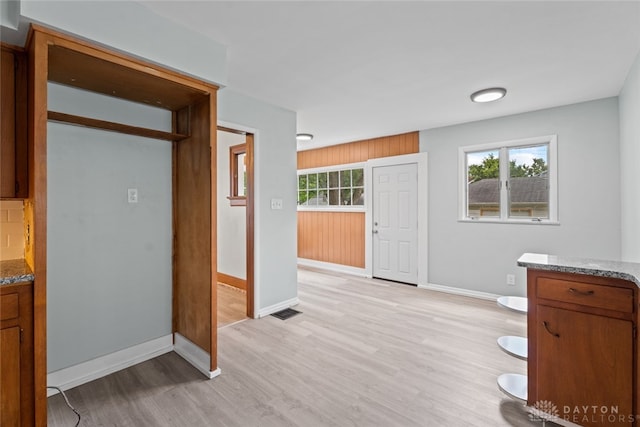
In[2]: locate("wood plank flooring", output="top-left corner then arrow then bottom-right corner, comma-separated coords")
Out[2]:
217,283 -> 247,328
48,267 -> 544,426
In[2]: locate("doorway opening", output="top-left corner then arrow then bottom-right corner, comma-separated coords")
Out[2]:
217,127 -> 255,326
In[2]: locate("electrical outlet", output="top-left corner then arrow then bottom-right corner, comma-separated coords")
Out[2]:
506,274 -> 516,286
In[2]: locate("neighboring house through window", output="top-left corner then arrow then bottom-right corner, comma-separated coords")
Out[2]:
459,135 -> 558,223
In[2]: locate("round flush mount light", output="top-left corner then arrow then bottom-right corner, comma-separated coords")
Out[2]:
470,87 -> 507,103
296,133 -> 314,141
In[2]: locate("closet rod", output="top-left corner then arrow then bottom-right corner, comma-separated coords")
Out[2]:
48,111 -> 189,142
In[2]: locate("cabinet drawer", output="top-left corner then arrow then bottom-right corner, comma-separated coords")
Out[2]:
0,293 -> 19,321
537,277 -> 633,313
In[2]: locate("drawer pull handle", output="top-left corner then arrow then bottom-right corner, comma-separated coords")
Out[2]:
568,287 -> 594,296
543,321 -> 560,338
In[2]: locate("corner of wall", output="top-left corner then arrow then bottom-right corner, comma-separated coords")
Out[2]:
619,50 -> 640,262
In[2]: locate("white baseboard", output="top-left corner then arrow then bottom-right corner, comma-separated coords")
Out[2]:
297,258 -> 367,277
47,334 -> 173,396
173,333 -> 221,379
418,282 -> 501,301
257,296 -> 300,318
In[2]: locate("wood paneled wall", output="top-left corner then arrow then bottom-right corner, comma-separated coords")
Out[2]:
298,131 -> 418,169
297,132 -> 419,268
298,211 -> 365,268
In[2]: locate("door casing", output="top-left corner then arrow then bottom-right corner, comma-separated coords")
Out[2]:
218,122 -> 257,318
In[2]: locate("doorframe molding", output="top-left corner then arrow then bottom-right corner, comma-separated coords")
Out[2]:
218,120 -> 258,318
364,152 -> 428,286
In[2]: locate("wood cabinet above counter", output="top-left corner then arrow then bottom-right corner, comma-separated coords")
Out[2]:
1,44 -> 28,199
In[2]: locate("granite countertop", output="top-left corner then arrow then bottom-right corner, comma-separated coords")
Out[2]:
517,253 -> 640,288
0,259 -> 35,285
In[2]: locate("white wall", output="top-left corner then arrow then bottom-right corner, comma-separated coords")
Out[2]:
420,98 -> 621,296
620,51 -> 640,262
47,83 -> 173,371
0,0 -> 19,31
218,89 -> 298,311
4,0 -> 227,85
217,130 -> 246,280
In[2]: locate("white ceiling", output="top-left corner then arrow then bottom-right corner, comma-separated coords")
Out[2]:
141,1 -> 640,151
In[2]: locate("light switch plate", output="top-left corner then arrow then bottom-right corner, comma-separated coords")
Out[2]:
128,188 -> 138,203
270,198 -> 283,210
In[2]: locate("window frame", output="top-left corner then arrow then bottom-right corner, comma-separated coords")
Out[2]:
228,143 -> 246,206
458,135 -> 558,224
297,162 -> 366,212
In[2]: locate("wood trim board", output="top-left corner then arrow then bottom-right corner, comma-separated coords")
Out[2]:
217,273 -> 247,291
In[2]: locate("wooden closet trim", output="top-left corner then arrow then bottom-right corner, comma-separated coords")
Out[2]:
28,24 -> 218,97
48,111 -> 190,142
28,24 -> 220,425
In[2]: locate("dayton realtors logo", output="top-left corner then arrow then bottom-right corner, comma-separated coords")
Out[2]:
530,401 -> 639,425
529,400 -> 560,425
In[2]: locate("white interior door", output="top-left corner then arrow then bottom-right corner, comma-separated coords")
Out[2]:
372,163 -> 418,284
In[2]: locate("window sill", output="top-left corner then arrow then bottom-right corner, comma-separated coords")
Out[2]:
458,218 -> 560,225
297,206 -> 365,213
227,196 -> 246,207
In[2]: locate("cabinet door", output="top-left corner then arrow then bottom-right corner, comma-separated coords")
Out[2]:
0,326 -> 21,427
536,305 -> 633,426
1,49 -> 17,197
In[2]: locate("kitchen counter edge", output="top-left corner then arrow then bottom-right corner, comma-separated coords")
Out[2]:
517,253 -> 640,288
0,259 -> 35,285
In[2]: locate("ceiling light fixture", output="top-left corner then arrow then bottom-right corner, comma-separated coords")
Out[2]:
296,133 -> 314,141
470,87 -> 507,103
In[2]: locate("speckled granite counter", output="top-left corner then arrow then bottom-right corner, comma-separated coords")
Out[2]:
0,259 -> 34,285
517,253 -> 640,287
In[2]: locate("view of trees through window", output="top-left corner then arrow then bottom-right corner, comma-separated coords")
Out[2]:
298,168 -> 364,207
466,144 -> 549,219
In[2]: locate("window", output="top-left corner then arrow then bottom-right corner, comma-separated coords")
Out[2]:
459,135 -> 557,223
298,165 -> 365,209
228,143 -> 246,206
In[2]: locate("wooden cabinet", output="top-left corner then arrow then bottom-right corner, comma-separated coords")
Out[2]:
0,283 -> 34,427
528,270 -> 637,426
1,45 -> 28,198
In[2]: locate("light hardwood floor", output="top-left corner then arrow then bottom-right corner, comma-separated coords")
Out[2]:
217,283 -> 247,328
48,267 -> 544,426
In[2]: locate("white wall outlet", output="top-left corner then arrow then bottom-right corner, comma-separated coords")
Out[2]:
127,188 -> 138,204
270,198 -> 283,210
506,274 -> 516,286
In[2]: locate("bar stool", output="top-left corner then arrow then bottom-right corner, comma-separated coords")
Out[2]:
496,296 -> 528,402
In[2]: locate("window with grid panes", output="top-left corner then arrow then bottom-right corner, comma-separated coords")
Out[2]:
298,166 -> 365,209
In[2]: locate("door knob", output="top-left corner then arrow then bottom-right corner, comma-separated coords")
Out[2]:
373,230 -> 378,234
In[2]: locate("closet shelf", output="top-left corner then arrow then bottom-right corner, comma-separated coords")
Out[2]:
48,111 -> 189,142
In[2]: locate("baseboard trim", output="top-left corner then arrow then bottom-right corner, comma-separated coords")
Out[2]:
173,333 -> 221,379
418,282 -> 501,301
217,272 -> 246,291
257,297 -> 300,318
47,334 -> 173,396
297,258 -> 366,277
